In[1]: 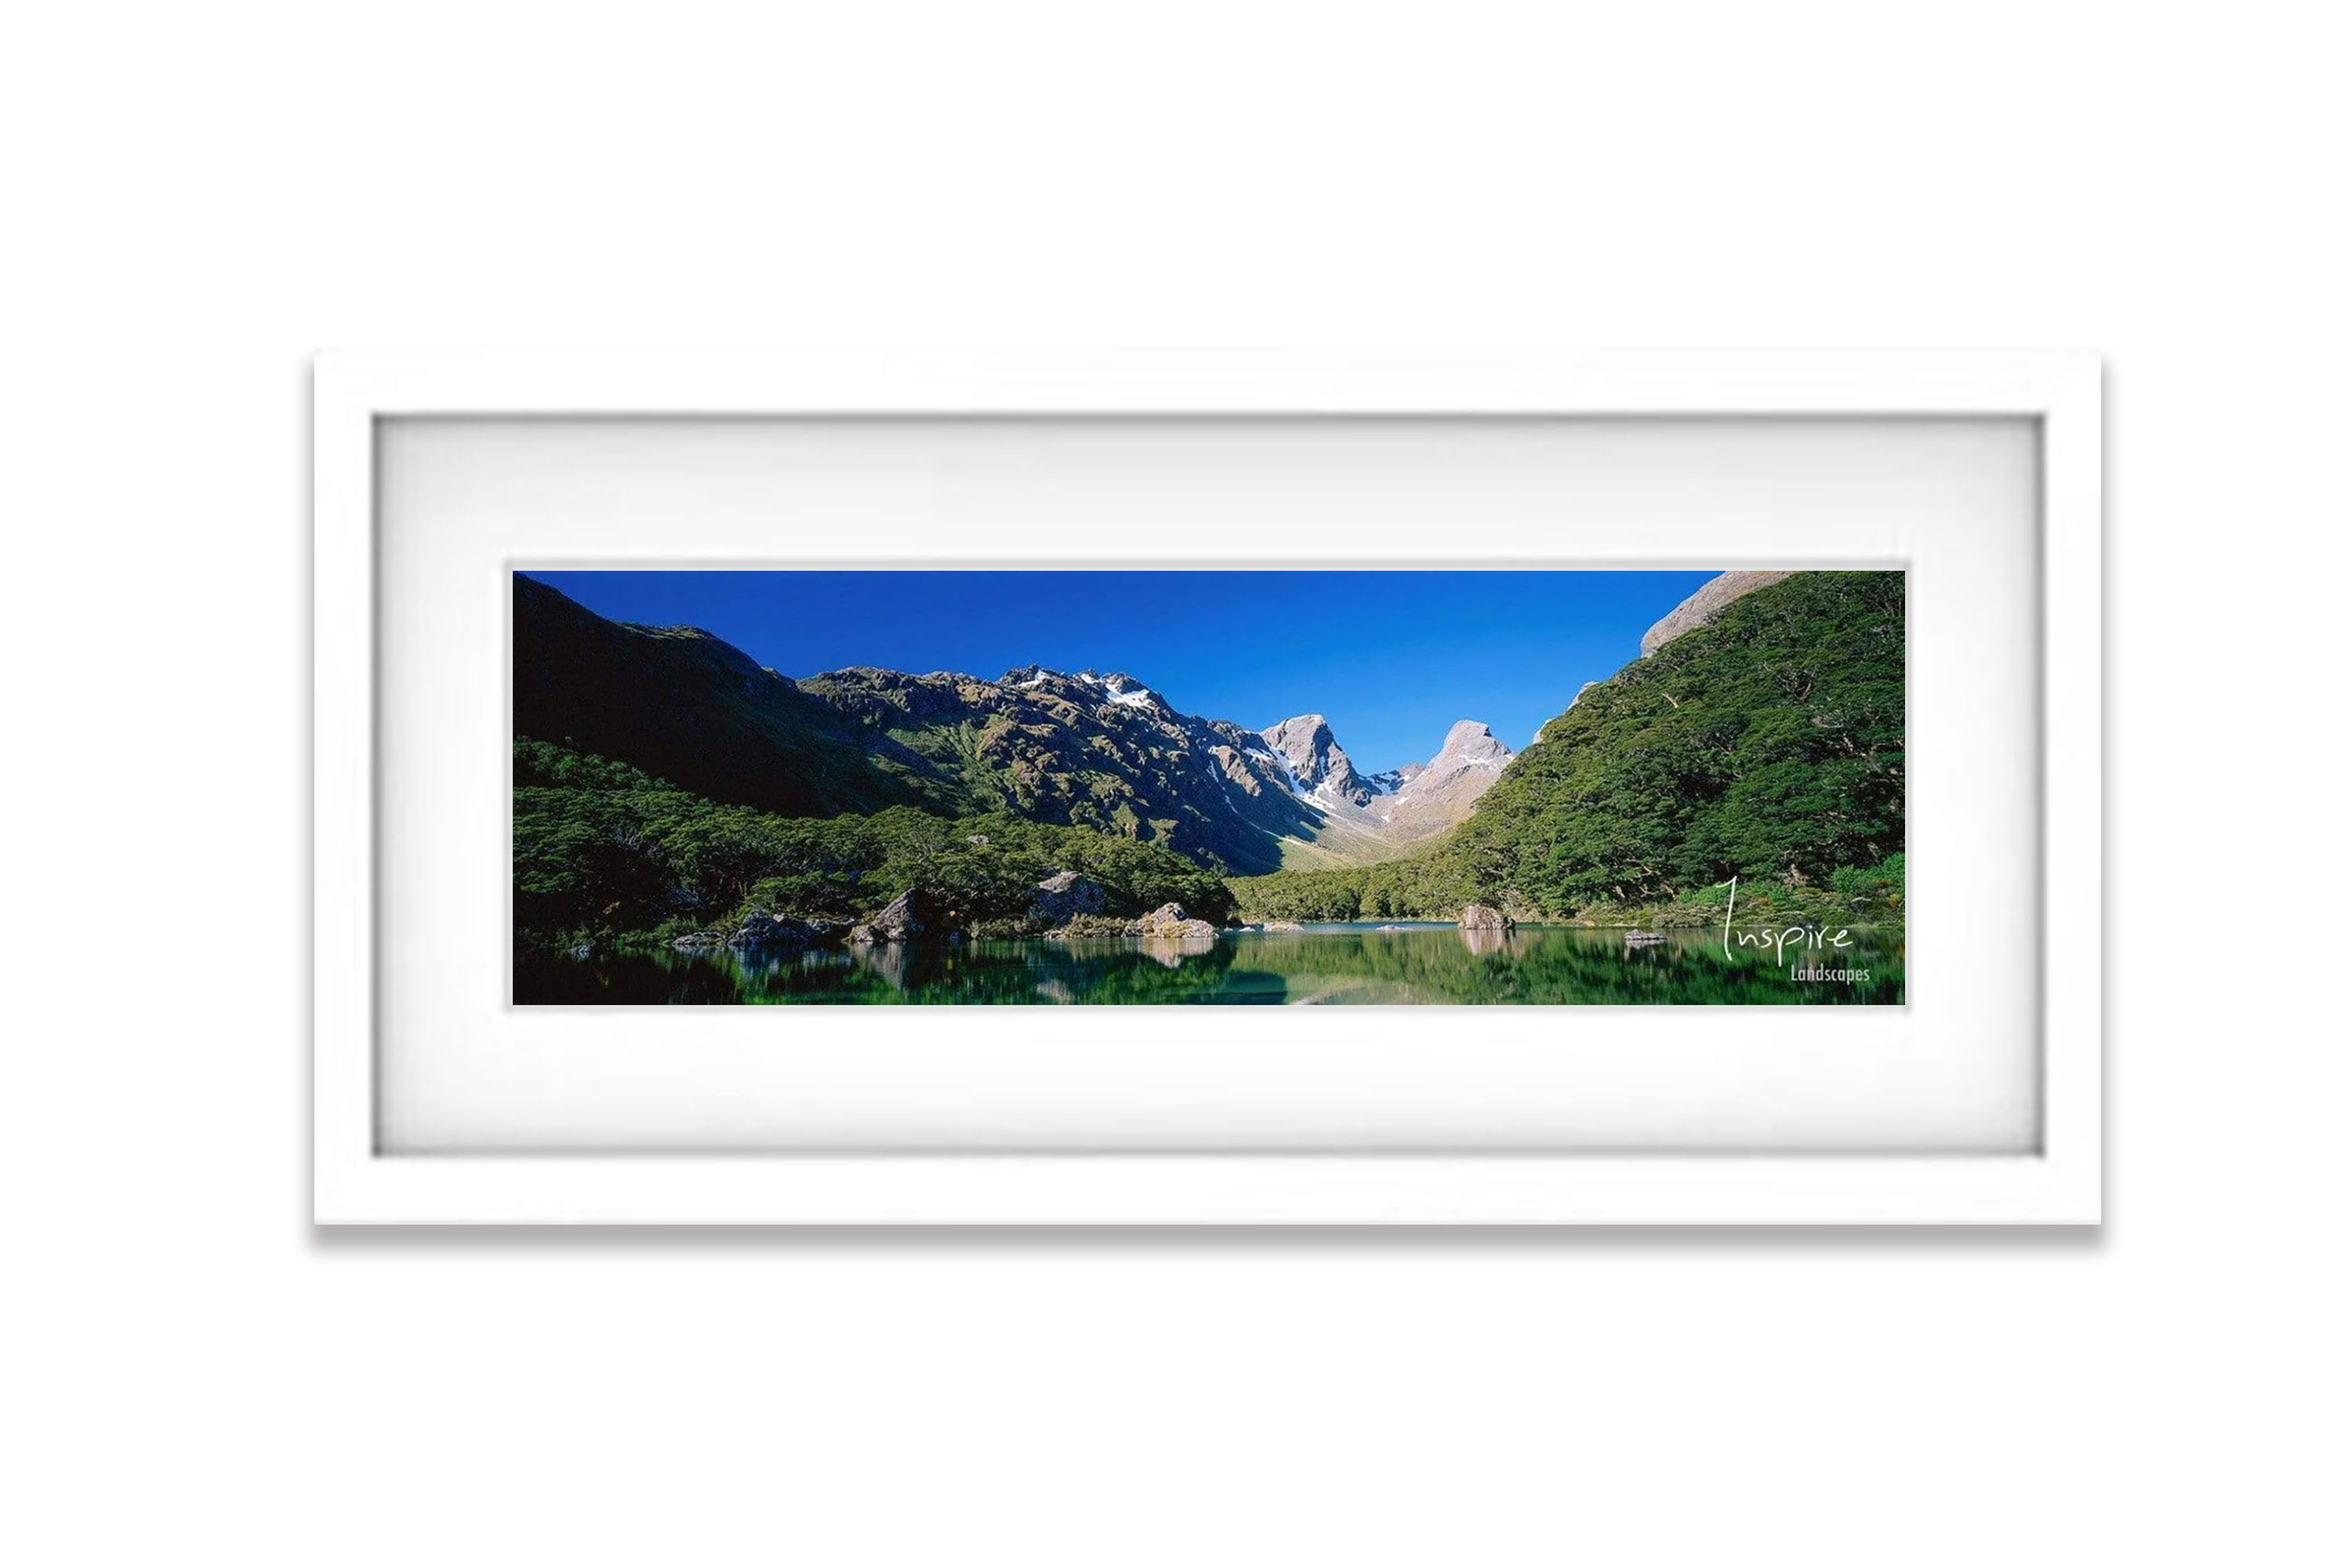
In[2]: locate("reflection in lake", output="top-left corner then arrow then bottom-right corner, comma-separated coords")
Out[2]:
516,922 -> 1905,1005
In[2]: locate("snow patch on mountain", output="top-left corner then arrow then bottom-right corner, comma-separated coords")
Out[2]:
1105,681 -> 1156,710
970,664 -> 1516,862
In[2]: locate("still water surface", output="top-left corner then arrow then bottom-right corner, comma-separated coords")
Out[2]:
517,922 -> 1904,1005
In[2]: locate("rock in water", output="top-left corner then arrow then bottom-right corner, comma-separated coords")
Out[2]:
728,912 -> 833,950
849,890 -> 927,945
1029,869 -> 1108,927
1639,571 -> 1796,655
1126,902 -> 1219,940
1458,903 -> 1513,931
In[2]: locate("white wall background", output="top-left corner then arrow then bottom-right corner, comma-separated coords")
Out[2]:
3,4 -> 2343,1564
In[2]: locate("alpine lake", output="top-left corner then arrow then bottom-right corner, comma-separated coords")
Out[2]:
517,921 -> 1905,1006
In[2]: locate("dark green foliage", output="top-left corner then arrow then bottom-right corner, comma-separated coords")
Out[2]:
1831,851 -> 1905,903
1556,853 -> 1906,930
1226,851 -> 1475,923
513,739 -> 1233,951
1226,867 -> 1365,922
1445,572 -> 1904,916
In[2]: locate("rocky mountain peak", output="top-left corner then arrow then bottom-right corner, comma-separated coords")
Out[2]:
1263,712 -> 1330,742
1640,570 -> 1795,655
1094,672 -> 1165,712
1359,717 -> 1514,844
995,665 -> 1167,714
1405,720 -> 1512,793
1258,713 -> 1374,807
1433,719 -> 1509,765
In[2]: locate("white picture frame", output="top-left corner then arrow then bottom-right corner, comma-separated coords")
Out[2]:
314,350 -> 2101,1225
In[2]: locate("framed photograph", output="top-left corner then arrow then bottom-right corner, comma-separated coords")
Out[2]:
314,350 -> 2100,1224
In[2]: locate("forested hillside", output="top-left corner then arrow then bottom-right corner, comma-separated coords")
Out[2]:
514,739 -> 1233,953
1229,572 -> 1907,924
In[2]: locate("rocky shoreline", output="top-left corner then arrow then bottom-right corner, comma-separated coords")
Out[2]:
663,869 -> 1234,956
649,870 -> 1557,959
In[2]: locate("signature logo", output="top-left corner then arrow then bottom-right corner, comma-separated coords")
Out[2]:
1719,876 -> 1868,982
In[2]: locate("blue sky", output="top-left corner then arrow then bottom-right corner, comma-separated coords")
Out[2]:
522,569 -> 1716,771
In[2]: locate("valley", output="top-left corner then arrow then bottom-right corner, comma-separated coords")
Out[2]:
511,567 -> 1908,1004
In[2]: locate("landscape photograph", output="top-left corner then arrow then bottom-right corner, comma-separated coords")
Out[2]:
514,567 -> 1906,1004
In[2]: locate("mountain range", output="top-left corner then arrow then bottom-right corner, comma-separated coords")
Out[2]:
1250,712 -> 1515,860
514,575 -> 1511,876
